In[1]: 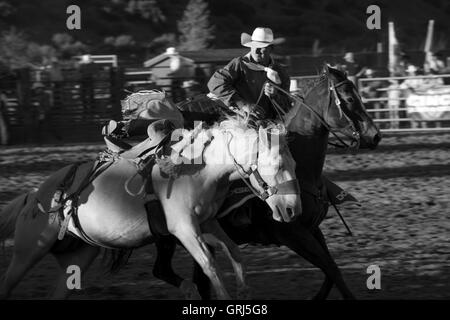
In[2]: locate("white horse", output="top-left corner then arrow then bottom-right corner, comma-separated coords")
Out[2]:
0,118 -> 301,299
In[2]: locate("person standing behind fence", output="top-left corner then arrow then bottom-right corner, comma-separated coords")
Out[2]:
79,55 -> 96,118
425,52 -> 446,75
30,82 -> 60,143
47,57 -> 64,109
360,69 -> 387,122
339,52 -> 366,86
0,91 -> 10,145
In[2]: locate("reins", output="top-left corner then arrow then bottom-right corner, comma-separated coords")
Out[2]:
268,79 -> 360,149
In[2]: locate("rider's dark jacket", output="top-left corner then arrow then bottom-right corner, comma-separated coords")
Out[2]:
207,53 -> 291,119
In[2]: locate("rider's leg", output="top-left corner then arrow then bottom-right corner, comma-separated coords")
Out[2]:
50,243 -> 100,299
0,206 -> 58,299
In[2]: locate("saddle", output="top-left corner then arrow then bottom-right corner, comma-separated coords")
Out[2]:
46,120 -> 177,243
103,119 -> 176,154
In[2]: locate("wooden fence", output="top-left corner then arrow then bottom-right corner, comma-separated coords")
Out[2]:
1,67 -> 124,144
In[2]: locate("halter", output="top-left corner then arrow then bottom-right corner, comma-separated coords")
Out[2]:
268,78 -> 361,149
224,130 -> 300,201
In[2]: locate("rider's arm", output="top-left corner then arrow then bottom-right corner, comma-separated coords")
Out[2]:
270,65 -> 292,111
207,57 -> 249,111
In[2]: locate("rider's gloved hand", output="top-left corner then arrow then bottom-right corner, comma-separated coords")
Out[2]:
264,82 -> 276,98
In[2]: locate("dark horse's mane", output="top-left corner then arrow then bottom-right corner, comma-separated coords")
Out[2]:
299,64 -> 347,98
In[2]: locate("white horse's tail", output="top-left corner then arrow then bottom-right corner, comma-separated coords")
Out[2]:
0,191 -> 35,243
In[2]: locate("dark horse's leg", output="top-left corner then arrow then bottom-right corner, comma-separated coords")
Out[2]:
154,235 -> 214,299
152,235 -> 183,288
310,227 -> 355,300
152,235 -> 200,299
152,236 -> 214,300
192,221 -> 353,300
273,221 -> 354,300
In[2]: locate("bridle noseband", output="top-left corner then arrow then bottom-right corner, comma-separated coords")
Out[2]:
327,79 -> 361,149
225,131 -> 300,201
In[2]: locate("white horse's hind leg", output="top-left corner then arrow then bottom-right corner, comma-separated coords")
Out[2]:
50,243 -> 100,299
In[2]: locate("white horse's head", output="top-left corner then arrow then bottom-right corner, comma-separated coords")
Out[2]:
220,120 -> 302,223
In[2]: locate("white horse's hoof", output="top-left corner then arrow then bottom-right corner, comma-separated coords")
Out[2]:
180,280 -> 201,300
237,285 -> 252,300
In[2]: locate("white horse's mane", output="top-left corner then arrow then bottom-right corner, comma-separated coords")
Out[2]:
215,117 -> 288,137
156,117 -> 289,177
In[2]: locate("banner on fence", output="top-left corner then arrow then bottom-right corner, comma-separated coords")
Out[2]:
406,85 -> 450,120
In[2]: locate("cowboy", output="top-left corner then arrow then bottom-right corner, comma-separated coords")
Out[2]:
207,27 -> 291,121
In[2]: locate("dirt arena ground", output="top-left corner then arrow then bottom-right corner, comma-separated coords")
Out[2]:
1,132 -> 449,300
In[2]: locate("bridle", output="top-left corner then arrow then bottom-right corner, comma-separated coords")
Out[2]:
270,78 -> 361,149
224,130 -> 300,201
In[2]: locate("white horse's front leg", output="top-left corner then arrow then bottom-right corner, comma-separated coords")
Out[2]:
167,213 -> 230,300
202,219 -> 251,300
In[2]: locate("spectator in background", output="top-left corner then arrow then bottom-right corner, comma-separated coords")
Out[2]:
425,52 -> 446,75
360,68 -> 388,122
47,57 -> 64,108
400,64 -> 443,91
399,64 -> 425,92
79,54 -> 97,118
0,91 -> 10,145
30,82 -> 61,143
392,53 -> 411,77
339,52 -> 366,86
181,80 -> 201,100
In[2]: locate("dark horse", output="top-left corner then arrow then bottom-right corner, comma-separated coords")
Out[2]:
152,65 -> 381,299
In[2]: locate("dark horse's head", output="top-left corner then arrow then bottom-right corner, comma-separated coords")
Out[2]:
321,65 -> 381,149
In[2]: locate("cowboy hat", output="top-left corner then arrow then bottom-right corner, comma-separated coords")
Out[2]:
241,27 -> 285,48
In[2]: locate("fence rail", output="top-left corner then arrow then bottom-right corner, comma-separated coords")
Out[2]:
3,70 -> 450,145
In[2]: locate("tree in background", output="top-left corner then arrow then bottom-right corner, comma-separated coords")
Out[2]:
126,0 -> 166,23
146,33 -> 178,54
0,28 -> 49,71
52,33 -> 88,59
177,0 -> 215,51
0,1 -> 15,18
104,35 -> 136,48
